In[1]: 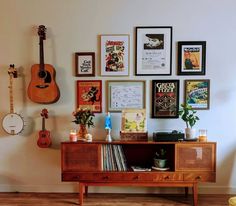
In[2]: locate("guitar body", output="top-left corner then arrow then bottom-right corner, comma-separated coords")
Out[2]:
28,64 -> 60,104
37,130 -> 52,148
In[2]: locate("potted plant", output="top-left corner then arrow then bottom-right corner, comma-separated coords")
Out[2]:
153,148 -> 167,168
72,108 -> 95,138
178,103 -> 199,139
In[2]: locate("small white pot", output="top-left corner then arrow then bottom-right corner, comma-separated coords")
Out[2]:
185,128 -> 196,139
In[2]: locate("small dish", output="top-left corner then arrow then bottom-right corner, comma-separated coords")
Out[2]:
152,166 -> 170,171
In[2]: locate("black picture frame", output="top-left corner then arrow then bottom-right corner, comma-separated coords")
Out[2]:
135,26 -> 172,76
152,80 -> 179,118
178,41 -> 206,75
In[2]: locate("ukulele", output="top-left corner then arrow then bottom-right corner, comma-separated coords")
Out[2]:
37,108 -> 52,148
27,25 -> 60,104
2,64 -> 24,135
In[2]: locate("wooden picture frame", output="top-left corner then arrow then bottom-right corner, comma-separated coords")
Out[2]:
135,26 -> 172,76
178,41 -> 206,75
77,80 -> 102,113
184,79 -> 210,110
152,80 -> 179,118
106,80 -> 146,112
101,34 -> 129,76
75,52 -> 95,77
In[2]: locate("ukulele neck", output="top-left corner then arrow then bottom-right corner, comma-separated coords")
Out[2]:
42,117 -> 46,131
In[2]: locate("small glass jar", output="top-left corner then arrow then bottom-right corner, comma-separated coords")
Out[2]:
69,129 -> 77,142
198,129 -> 207,142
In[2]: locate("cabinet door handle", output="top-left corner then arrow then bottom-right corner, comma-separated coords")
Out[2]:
195,176 -> 202,180
164,176 -> 170,180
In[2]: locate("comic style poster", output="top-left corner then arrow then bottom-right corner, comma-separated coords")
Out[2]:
77,80 -> 102,113
185,80 -> 210,110
152,80 -> 179,118
101,35 -> 129,76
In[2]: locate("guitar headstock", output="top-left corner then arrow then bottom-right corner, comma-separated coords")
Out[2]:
38,25 -> 46,40
8,64 -> 17,78
41,108 -> 48,119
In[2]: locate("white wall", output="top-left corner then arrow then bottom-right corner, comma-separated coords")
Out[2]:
0,0 -> 236,194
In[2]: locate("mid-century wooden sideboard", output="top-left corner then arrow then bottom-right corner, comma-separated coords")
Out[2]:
61,141 -> 216,206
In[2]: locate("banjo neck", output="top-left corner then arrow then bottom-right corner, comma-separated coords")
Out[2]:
9,73 -> 14,114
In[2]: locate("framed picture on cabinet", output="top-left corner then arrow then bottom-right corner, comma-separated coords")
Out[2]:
106,80 -> 146,112
75,52 -> 95,77
178,41 -> 206,75
152,80 -> 179,118
184,79 -> 210,110
135,26 -> 172,76
100,34 -> 130,76
77,80 -> 102,113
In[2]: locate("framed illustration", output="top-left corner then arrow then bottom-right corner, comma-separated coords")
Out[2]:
100,34 -> 129,76
121,109 -> 147,133
184,79 -> 210,110
178,41 -> 206,75
77,80 -> 102,113
106,80 -> 146,112
75,52 -> 95,77
135,26 -> 172,76
152,80 -> 179,118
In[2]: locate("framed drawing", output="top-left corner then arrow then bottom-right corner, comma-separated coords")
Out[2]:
75,52 -> 95,77
152,80 -> 179,118
106,80 -> 146,112
184,79 -> 210,110
135,26 -> 172,76
101,34 -> 129,76
178,41 -> 206,75
121,109 -> 147,133
77,80 -> 102,113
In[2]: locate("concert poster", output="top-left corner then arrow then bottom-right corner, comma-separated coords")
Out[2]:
77,80 -> 102,113
152,80 -> 179,118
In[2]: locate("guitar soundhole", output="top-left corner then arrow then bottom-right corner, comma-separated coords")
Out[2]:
38,70 -> 47,79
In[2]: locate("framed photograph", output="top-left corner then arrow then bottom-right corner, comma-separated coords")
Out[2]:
135,26 -> 172,76
152,80 -> 179,118
121,109 -> 147,133
75,52 -> 95,77
184,79 -> 210,110
106,80 -> 146,112
100,34 -> 129,76
77,80 -> 102,113
178,41 -> 206,75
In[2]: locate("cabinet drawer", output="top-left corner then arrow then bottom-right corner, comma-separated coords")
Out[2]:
184,172 -> 215,182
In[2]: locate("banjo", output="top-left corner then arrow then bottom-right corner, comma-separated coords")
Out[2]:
2,64 -> 24,135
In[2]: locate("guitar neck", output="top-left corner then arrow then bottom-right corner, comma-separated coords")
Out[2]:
39,38 -> 45,72
9,75 -> 14,113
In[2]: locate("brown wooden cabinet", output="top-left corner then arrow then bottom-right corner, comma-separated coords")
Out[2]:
61,141 -> 216,206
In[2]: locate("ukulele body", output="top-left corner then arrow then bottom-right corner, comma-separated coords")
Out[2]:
28,64 -> 60,104
37,130 -> 52,148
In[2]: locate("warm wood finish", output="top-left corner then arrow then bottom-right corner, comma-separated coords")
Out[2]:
0,193 -> 232,206
61,141 -> 216,206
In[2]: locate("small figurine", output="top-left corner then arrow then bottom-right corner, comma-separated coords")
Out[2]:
105,112 -> 112,142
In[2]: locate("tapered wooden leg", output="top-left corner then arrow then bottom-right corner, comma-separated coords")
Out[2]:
85,186 -> 88,197
185,187 -> 189,197
192,183 -> 198,206
79,183 -> 84,206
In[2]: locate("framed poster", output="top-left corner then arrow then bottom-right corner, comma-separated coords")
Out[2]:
101,34 -> 129,76
178,41 -> 206,75
184,79 -> 210,110
106,80 -> 146,112
121,109 -> 147,132
75,52 -> 95,77
152,80 -> 179,118
135,26 -> 172,76
77,80 -> 102,113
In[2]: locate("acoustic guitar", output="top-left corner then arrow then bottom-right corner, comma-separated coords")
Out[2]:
37,108 -> 52,148
27,25 -> 60,104
2,64 -> 24,135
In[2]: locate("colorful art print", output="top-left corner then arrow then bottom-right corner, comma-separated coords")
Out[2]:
121,109 -> 147,133
75,52 -> 95,77
185,79 -> 210,110
77,80 -> 102,113
101,35 -> 129,76
178,41 -> 206,75
135,27 -> 172,76
152,80 -> 179,118
106,80 -> 146,112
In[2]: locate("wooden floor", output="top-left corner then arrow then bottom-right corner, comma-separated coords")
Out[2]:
0,192 -> 233,206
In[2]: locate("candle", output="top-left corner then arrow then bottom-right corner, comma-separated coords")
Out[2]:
69,129 -> 77,142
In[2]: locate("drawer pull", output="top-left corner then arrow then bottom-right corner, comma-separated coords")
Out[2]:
102,176 -> 109,180
133,176 -> 139,180
164,176 -> 170,180
195,176 -> 201,180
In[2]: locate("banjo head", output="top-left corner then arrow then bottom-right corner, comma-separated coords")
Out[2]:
2,113 -> 24,135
